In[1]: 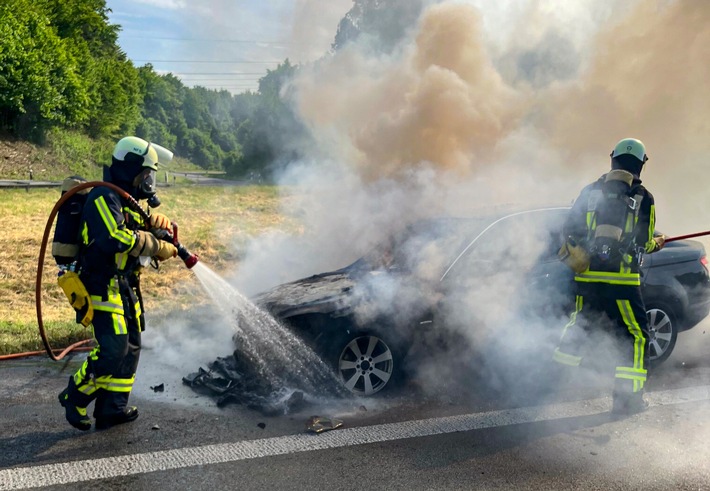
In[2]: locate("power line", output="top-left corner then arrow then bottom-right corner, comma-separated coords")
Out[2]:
120,34 -> 305,46
169,72 -> 266,75
178,76 -> 263,79
180,80 -> 262,82
187,85 -> 259,88
133,59 -> 282,64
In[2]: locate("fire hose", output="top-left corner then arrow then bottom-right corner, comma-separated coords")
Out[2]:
33,181 -> 198,361
665,230 -> 710,243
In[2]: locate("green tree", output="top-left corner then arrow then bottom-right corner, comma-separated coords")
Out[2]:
332,0 -> 425,53
85,56 -> 140,138
227,60 -> 311,179
42,0 -> 120,57
0,0 -> 89,137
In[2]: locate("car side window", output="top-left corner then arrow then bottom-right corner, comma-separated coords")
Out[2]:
446,209 -> 568,281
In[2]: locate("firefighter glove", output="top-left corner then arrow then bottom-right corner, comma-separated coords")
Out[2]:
654,234 -> 666,250
130,230 -> 161,257
149,213 -> 171,230
155,241 -> 178,261
58,271 -> 94,327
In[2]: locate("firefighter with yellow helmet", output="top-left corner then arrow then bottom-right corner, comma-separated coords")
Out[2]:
555,138 -> 665,415
58,136 -> 177,430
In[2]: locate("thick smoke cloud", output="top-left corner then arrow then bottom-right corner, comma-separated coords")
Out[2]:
538,0 -> 710,235
294,2 -> 527,180
227,0 -> 710,402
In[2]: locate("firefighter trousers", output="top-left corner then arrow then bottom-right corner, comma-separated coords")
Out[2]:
553,282 -> 649,394
64,281 -> 142,419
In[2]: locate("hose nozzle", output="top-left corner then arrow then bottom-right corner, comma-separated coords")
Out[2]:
177,245 -> 199,269
170,221 -> 199,269
151,221 -> 200,269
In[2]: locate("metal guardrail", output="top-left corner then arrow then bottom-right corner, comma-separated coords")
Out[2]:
0,180 -> 60,188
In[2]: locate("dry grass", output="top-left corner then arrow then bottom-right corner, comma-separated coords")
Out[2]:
0,185 -> 298,355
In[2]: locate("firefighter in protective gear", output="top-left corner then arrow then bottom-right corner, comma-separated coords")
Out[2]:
58,136 -> 177,431
553,138 -> 664,416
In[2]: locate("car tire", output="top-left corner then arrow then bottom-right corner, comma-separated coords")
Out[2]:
331,332 -> 402,397
646,302 -> 678,365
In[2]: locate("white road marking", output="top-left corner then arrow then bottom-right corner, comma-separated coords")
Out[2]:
1,385 -> 708,490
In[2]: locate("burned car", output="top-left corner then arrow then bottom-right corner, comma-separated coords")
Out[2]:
254,208 -> 710,396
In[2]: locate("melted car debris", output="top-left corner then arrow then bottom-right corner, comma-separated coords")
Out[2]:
183,350 -> 309,416
306,416 -> 344,434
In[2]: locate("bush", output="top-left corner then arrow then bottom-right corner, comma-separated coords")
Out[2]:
44,128 -> 111,180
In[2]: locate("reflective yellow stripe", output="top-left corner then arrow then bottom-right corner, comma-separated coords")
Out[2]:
575,271 -> 641,286
113,312 -> 127,335
615,366 -> 647,378
94,196 -> 134,247
559,295 -> 583,340
614,367 -> 647,390
553,347 -> 582,366
96,374 -> 135,393
73,346 -> 100,386
645,204 -> 657,253
89,277 -> 124,313
90,295 -> 123,314
616,299 -> 646,391
124,207 -> 144,225
78,383 -> 99,396
116,252 -> 129,270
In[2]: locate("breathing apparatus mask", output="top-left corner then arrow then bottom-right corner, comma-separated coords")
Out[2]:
133,166 -> 157,200
110,137 -> 162,201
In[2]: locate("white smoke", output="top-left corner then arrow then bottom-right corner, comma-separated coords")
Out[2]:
224,0 -> 710,404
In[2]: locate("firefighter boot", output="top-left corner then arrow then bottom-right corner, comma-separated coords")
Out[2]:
611,390 -> 649,417
58,389 -> 92,431
95,407 -> 139,430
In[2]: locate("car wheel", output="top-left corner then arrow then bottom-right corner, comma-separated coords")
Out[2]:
646,303 -> 678,365
335,334 -> 398,396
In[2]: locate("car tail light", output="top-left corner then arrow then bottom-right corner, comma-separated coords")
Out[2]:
701,255 -> 709,273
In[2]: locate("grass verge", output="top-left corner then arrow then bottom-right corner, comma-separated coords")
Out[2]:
0,184 -> 297,356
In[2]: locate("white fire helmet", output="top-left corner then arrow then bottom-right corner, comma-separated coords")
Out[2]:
611,138 -> 648,163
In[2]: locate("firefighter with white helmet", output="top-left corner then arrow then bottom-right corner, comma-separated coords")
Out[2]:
58,136 -> 177,431
555,138 -> 665,416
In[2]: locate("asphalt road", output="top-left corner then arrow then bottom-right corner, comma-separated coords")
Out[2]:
1,318 -> 709,490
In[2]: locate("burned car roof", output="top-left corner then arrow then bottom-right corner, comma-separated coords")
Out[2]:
252,208 -> 570,320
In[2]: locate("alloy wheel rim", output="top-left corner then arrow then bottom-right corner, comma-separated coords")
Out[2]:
647,308 -> 673,360
338,335 -> 394,396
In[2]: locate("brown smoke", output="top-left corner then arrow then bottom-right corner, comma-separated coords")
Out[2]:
540,0 -> 710,231
290,0 -> 710,230
293,3 -> 527,181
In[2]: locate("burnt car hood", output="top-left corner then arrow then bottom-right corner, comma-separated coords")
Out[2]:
253,269 -> 358,318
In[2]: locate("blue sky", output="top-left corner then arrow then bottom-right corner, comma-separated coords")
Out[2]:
106,0 -> 352,93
